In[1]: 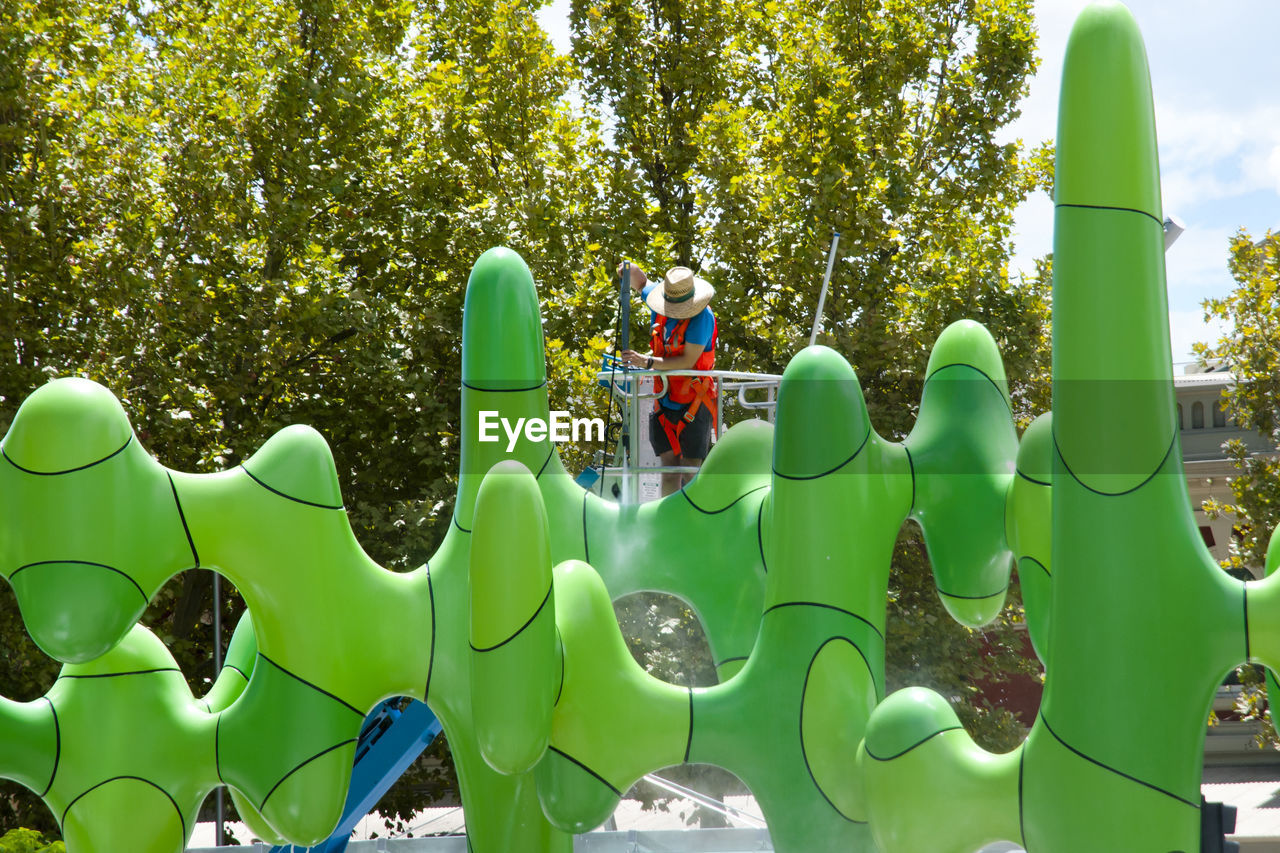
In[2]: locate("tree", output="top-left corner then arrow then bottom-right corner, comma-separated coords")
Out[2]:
0,0 -> 611,834
1199,230 -> 1280,574
571,0 -> 1051,751
0,828 -> 64,853
1197,230 -> 1280,748
1,0 -> 1053,836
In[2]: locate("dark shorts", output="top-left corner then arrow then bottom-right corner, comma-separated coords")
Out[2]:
650,404 -> 712,460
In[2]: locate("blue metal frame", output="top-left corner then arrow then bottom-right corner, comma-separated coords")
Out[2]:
269,698 -> 442,853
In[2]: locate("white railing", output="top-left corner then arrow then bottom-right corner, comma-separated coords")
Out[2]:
592,366 -> 782,504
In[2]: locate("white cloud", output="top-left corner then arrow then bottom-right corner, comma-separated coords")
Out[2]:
1168,308 -> 1229,365
1265,144 -> 1280,197
1009,195 -> 1054,279
1164,223 -> 1233,292
536,0 -> 572,55
1005,0 -> 1278,361
1158,104 -> 1280,211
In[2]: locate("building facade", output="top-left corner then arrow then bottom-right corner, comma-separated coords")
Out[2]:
1177,364 -> 1277,579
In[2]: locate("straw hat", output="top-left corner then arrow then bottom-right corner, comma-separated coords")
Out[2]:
645,266 -> 715,320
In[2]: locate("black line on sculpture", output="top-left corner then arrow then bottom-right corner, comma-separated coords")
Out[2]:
3,434 -> 133,476
241,465 -> 344,510
773,428 -> 871,481
469,585 -> 552,653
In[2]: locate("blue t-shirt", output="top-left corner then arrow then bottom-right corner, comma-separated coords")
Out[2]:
642,283 -> 715,410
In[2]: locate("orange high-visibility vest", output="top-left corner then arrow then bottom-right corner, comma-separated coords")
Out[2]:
651,315 -> 718,456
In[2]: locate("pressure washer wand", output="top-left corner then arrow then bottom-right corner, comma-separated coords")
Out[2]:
808,230 -> 841,347
618,260 -> 631,353
600,261 -> 632,493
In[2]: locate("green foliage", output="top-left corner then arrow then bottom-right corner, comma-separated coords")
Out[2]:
1198,231 -> 1280,575
0,586 -> 61,834
886,525 -> 1037,754
1198,230 -> 1280,747
0,829 -> 63,853
572,0 -> 1050,752
612,592 -> 743,826
0,0 -> 608,832
0,0 -> 1051,833
573,0 -> 1051,388
614,592 -> 718,688
1219,663 -> 1273,752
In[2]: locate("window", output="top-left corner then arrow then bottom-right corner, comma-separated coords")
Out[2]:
1213,404 -> 1226,428
1199,526 -> 1216,547
1176,403 -> 1184,430
1192,401 -> 1204,429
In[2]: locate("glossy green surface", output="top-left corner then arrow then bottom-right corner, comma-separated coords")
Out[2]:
1266,528 -> 1280,716
1006,413 -> 1053,663
470,461 -> 557,776
905,320 -> 1018,627
0,621 -> 263,851
462,307 -> 1018,850
0,247 -> 1023,852
859,688 -> 1021,853
0,242 -> 1022,851
0,385 -> 435,847
860,6 -> 1263,851
5,12 -> 1237,846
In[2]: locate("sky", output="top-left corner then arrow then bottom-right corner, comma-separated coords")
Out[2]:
534,0 -> 1280,364
1003,1 -> 1280,365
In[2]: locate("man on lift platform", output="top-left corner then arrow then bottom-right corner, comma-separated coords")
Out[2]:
620,264 -> 718,496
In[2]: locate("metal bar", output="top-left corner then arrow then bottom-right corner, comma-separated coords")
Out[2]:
596,368 -> 784,383
213,571 -> 224,846
737,384 -> 778,410
591,368 -> 786,504
1163,215 -> 1185,251
716,379 -> 724,437
616,263 -> 631,469
809,230 -> 842,347
595,375 -> 782,407
628,379 -> 639,505
611,464 -> 700,475
619,261 -> 631,352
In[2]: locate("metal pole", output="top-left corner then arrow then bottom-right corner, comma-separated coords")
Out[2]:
809,230 -> 841,347
629,380 -> 639,505
618,262 -> 631,484
618,261 -> 631,352
213,571 -> 224,846
716,380 -> 723,438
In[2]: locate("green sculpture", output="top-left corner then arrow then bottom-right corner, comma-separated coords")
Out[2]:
857,5 -> 1260,851
0,5 -> 1256,852
416,248 -> 1021,851
463,316 -> 1019,850
0,383 -> 432,846
0,249 -> 1019,852
0,617 -> 261,852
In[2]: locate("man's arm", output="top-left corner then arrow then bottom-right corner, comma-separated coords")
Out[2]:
616,262 -> 648,293
650,343 -> 705,371
623,343 -> 705,371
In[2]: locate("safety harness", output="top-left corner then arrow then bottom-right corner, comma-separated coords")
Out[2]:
651,314 -> 718,458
